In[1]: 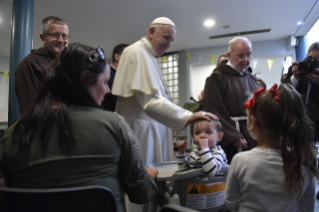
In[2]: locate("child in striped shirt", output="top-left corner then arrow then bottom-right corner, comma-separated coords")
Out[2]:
176,118 -> 227,178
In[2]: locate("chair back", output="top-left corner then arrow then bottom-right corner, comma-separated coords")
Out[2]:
0,185 -> 117,212
171,165 -> 229,212
160,204 -> 200,212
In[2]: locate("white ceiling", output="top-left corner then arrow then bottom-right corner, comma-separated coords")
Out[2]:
0,0 -> 319,59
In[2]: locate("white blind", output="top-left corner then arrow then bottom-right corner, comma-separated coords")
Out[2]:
0,72 -> 9,122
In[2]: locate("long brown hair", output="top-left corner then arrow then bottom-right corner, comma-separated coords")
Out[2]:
252,84 -> 319,198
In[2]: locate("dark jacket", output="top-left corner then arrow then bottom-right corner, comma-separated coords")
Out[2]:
15,48 -> 56,115
101,66 -> 117,111
283,66 -> 319,141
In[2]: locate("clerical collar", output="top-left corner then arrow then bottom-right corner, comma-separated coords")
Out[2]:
141,37 -> 157,57
226,60 -> 246,75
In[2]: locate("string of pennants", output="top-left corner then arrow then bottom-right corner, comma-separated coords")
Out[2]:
184,54 -> 291,71
1,71 -> 9,80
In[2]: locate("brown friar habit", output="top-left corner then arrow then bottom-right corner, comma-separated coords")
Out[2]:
15,47 -> 56,115
204,63 -> 258,163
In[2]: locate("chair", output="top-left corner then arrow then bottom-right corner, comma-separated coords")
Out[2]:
149,162 -> 229,212
160,204 -> 200,212
0,185 -> 117,212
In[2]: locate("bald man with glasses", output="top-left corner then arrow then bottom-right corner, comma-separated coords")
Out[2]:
15,16 -> 69,115
204,37 -> 258,163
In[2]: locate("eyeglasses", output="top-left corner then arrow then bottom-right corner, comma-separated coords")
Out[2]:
88,47 -> 105,62
44,33 -> 70,40
234,53 -> 253,60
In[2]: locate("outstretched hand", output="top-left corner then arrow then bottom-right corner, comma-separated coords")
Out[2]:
176,140 -> 187,154
145,167 -> 158,178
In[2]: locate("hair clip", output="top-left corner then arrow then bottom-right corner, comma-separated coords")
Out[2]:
243,87 -> 266,116
88,47 -> 105,62
269,84 -> 280,100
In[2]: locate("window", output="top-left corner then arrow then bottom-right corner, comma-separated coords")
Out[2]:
307,19 -> 319,49
157,54 -> 179,105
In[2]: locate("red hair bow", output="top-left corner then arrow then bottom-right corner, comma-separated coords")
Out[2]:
243,87 -> 266,116
269,83 -> 280,100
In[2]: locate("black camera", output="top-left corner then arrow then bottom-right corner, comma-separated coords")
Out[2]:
298,56 -> 319,75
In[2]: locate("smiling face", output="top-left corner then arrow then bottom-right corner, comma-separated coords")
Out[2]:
147,25 -> 176,56
227,41 -> 252,72
40,23 -> 69,56
87,64 -> 111,106
192,120 -> 223,149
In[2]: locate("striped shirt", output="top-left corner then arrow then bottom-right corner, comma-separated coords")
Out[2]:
175,145 -> 227,179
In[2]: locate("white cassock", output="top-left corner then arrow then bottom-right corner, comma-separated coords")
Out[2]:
112,37 -> 192,166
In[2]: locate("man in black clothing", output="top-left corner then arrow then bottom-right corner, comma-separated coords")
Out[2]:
283,42 -> 319,142
101,44 -> 129,111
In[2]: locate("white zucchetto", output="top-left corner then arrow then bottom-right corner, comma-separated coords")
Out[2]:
150,17 -> 175,27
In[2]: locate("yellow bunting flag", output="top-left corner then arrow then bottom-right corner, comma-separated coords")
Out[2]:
210,56 -> 216,64
267,60 -> 273,70
163,56 -> 167,63
186,53 -> 192,62
4,71 -> 8,80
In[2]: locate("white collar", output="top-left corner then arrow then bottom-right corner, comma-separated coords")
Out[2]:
226,60 -> 246,75
141,37 -> 157,57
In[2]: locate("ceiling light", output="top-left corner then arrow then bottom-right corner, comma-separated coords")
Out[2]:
204,20 -> 215,27
297,22 -> 303,25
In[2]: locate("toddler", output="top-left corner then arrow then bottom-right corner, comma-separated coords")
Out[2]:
225,84 -> 319,212
176,118 -> 227,178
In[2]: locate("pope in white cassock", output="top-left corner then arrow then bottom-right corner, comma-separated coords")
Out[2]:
112,17 -> 217,167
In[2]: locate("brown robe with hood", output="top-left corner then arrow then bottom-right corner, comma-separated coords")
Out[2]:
204,63 -> 258,163
15,48 -> 56,115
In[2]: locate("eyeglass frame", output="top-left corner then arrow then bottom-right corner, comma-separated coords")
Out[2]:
88,47 -> 105,62
232,52 -> 254,60
43,33 -> 70,40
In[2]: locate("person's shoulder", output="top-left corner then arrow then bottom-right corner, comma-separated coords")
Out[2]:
231,149 -> 256,164
72,106 -> 119,122
20,48 -> 54,64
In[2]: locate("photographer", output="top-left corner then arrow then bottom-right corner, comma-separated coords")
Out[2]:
283,42 -> 319,142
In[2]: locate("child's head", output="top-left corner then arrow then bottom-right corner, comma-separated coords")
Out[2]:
244,84 -> 313,141
191,119 -> 223,149
244,83 -> 319,197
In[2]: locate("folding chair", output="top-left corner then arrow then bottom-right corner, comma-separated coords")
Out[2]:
0,185 -> 117,212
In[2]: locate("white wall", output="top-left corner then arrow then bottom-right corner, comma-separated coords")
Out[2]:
0,55 -> 10,122
0,55 -> 10,72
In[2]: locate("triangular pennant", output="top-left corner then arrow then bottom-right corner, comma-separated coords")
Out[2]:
210,56 -> 216,64
267,60 -> 273,70
253,59 -> 258,69
163,56 -> 167,63
4,71 -> 8,80
186,53 -> 192,62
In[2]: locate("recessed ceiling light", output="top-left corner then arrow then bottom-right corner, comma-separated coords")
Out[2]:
204,20 -> 215,27
223,25 -> 230,29
297,21 -> 303,25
